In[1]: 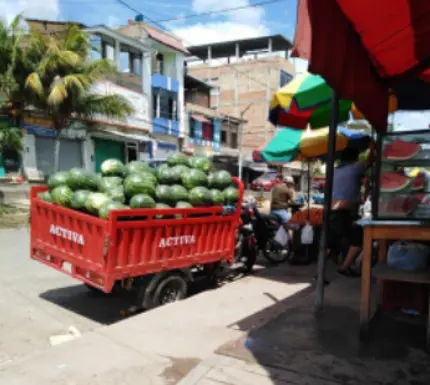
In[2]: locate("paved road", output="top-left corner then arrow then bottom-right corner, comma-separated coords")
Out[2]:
0,228 -> 138,366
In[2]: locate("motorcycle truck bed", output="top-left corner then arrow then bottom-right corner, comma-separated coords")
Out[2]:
30,179 -> 243,294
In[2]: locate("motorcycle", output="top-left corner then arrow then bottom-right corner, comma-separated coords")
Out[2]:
234,204 -> 258,273
241,201 -> 291,264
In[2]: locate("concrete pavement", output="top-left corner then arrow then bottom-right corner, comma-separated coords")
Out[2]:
0,228 -> 316,384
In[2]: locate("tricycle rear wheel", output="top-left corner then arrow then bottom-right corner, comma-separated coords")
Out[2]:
151,274 -> 188,307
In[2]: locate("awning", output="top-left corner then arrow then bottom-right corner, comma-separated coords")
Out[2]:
96,128 -> 152,142
191,114 -> 211,123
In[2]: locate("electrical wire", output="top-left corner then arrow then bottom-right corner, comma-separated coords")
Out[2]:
156,0 -> 287,23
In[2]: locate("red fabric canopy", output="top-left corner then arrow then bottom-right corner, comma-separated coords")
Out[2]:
292,0 -> 430,131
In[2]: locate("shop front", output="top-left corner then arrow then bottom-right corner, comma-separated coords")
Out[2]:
22,115 -> 87,177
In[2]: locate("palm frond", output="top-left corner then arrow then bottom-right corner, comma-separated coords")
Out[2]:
85,59 -> 118,80
25,72 -> 44,97
76,94 -> 134,119
48,77 -> 68,106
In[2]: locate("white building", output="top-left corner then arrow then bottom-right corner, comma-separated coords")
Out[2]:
22,20 -> 154,176
117,17 -> 189,158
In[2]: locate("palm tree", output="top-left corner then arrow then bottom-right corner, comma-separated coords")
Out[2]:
25,25 -> 133,171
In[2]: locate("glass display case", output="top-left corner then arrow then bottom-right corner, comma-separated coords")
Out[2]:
374,129 -> 430,220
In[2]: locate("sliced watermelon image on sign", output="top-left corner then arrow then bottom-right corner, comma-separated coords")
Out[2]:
380,171 -> 410,193
382,139 -> 421,161
411,172 -> 426,191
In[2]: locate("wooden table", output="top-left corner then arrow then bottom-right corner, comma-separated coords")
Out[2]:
359,219 -> 430,349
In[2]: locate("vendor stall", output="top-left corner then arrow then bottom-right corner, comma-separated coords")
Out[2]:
291,0 -> 430,350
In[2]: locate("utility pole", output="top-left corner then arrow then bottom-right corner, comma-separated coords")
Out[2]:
264,67 -> 272,141
238,102 -> 253,181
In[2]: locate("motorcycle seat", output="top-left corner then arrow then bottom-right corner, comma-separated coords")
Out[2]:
259,213 -> 281,222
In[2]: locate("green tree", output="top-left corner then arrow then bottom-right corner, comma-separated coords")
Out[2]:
24,25 -> 133,171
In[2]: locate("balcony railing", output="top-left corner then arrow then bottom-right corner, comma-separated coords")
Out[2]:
107,73 -> 142,93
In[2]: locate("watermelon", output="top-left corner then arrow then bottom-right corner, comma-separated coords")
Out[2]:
379,194 -> 426,217
124,161 -> 155,176
167,152 -> 189,167
51,185 -> 73,207
189,186 -> 211,207
47,172 -> 69,190
207,172 -> 215,188
38,191 -> 52,202
70,190 -> 91,210
107,186 -> 126,203
155,185 -> 173,204
411,172 -> 426,191
380,171 -> 410,193
157,167 -> 173,184
383,140 -> 421,161
170,165 -> 189,184
223,186 -> 239,204
124,174 -> 156,197
193,157 -> 213,173
210,189 -> 225,205
99,201 -> 129,220
171,185 -> 189,202
175,201 -> 193,218
154,203 -> 172,219
187,156 -> 197,168
181,169 -> 208,189
213,170 -> 233,189
101,159 -> 125,177
67,168 -> 99,191
85,193 -> 111,214
138,171 -> 158,186
98,176 -> 123,192
130,194 -> 156,209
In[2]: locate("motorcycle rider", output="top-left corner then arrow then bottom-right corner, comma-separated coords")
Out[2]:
270,175 -> 296,230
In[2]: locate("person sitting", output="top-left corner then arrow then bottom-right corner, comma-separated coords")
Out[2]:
270,175 -> 296,228
328,145 -> 373,276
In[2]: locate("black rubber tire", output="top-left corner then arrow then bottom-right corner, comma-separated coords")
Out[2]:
151,274 -> 188,308
262,238 -> 290,264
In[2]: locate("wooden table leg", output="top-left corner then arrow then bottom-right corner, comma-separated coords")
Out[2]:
376,239 -> 388,306
360,228 -> 373,339
427,291 -> 430,351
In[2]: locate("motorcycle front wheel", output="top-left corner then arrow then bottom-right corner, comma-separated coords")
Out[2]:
262,238 -> 290,264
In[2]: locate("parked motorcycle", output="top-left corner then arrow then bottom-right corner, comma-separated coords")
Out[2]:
240,202 -> 291,264
234,204 -> 258,273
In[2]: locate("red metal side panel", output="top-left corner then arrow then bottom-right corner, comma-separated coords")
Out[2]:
30,186 -> 112,291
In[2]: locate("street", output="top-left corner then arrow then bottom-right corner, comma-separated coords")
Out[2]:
0,228 -> 138,366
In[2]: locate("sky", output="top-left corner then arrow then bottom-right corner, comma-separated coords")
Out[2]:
3,0 -> 429,127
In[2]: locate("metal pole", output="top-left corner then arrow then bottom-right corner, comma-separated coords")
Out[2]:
238,103 -> 253,181
315,90 -> 339,311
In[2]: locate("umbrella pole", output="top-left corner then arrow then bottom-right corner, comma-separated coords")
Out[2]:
314,91 -> 339,311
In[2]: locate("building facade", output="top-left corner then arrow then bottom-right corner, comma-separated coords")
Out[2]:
118,18 -> 189,159
186,35 -> 295,160
23,19 -> 154,177
183,74 -> 242,158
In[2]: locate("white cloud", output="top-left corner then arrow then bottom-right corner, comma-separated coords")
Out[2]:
172,0 -> 269,45
1,0 -> 60,23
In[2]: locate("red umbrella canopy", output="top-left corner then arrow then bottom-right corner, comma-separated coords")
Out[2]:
292,0 -> 430,131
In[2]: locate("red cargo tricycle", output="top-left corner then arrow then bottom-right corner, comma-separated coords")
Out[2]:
30,178 -> 244,309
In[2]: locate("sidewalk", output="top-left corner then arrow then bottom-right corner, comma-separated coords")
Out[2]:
178,278 -> 430,385
0,263 -> 316,384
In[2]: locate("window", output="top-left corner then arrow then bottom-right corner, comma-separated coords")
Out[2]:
231,132 -> 238,149
189,118 -> 196,138
126,143 -> 138,162
120,51 -> 130,73
102,42 -> 115,61
132,55 -> 142,76
202,122 -> 213,141
280,70 -> 293,87
89,35 -> 102,61
221,130 -> 227,145
152,88 -> 178,120
156,53 -> 164,75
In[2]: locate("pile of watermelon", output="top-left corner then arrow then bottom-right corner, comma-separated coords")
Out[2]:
37,153 -> 239,220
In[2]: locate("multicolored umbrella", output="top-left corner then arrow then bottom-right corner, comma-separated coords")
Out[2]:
252,126 -> 371,163
269,72 -> 398,128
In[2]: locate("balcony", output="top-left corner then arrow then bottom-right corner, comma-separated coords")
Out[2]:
108,73 -> 142,93
152,74 -> 179,92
